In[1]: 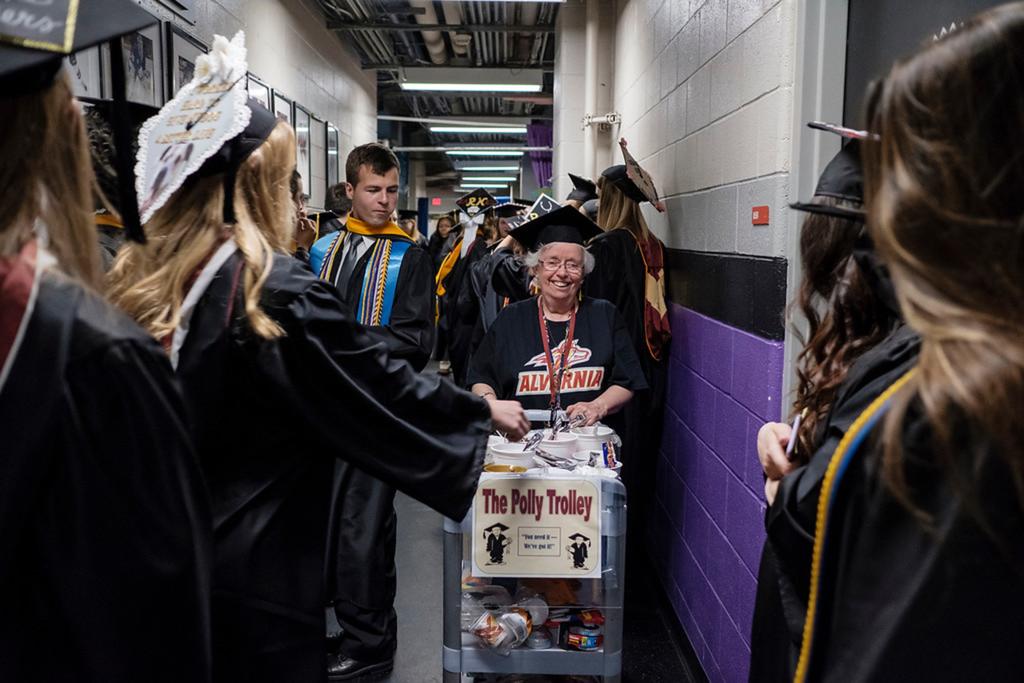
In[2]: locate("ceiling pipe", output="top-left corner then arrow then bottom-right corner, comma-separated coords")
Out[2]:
409,0 -> 447,65
441,2 -> 470,57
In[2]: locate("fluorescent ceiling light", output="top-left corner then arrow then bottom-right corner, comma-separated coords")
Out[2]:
446,150 -> 525,157
402,83 -> 543,93
430,125 -> 528,134
462,176 -> 518,182
456,165 -> 520,172
459,184 -> 510,189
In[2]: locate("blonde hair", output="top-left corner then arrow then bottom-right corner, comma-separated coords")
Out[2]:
0,72 -> 100,288
596,175 -> 650,239
108,121 -> 296,341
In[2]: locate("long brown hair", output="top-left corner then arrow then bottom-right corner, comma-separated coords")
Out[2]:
865,3 -> 1024,514
108,121 -> 296,340
790,199 -> 898,460
0,72 -> 100,288
596,175 -> 650,239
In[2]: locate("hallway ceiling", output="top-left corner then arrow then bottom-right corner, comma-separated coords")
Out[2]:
315,0 -> 558,190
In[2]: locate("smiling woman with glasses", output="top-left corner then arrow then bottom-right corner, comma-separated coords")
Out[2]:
468,205 -> 647,430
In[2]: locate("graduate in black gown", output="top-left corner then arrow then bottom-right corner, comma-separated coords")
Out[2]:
783,8 -> 1024,679
589,163 -> 671,522
108,42 -> 529,683
0,5 -> 213,680
308,144 -> 437,677
746,128 -> 911,682
469,206 -> 647,428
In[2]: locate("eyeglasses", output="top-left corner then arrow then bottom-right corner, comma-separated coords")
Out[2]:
539,258 -> 583,275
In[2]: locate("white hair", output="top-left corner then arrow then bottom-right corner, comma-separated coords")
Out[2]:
523,243 -> 595,275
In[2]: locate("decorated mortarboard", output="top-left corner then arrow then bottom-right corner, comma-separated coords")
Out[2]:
0,0 -> 156,94
484,523 -> 510,532
136,31 -> 277,225
508,204 -> 603,251
600,138 -> 666,212
566,173 -> 598,204
0,0 -> 160,243
456,187 -> 498,218
789,122 -> 868,222
492,201 -> 529,219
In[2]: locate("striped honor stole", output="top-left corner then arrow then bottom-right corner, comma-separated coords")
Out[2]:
793,368 -> 918,683
355,238 -> 411,326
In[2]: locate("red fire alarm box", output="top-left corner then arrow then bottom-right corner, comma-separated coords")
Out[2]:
752,206 -> 770,225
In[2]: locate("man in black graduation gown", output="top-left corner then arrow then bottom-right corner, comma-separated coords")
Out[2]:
311,143 -> 436,680
0,5 -> 213,680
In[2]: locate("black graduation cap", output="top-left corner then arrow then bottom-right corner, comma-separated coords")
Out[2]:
566,173 -> 598,203
568,533 -> 590,542
580,198 -> 599,222
789,122 -> 867,222
509,205 -> 603,251
398,209 -> 418,221
492,202 -> 528,219
484,523 -> 510,532
456,188 -> 497,216
0,0 -> 159,244
601,164 -> 647,203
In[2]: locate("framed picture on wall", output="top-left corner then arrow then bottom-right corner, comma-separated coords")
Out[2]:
66,46 -> 103,99
309,116 -> 326,209
166,25 -> 207,97
156,0 -> 197,24
107,19 -> 164,106
294,104 -> 312,190
326,123 -> 340,188
247,74 -> 271,110
272,91 -> 293,128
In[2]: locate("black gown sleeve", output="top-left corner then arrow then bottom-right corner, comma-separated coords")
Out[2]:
466,311 -> 503,393
606,302 -> 649,393
39,337 -> 213,683
490,248 -> 531,301
274,279 -> 491,521
359,243 -> 435,372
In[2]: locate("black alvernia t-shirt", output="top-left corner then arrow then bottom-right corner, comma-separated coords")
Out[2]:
467,297 -> 648,411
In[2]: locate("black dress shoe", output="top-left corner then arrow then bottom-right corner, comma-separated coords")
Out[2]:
326,653 -> 394,681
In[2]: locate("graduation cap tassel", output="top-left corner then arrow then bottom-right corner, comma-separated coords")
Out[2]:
107,38 -> 146,244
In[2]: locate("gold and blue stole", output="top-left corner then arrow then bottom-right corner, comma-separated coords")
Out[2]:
309,218 -> 413,326
794,368 -> 918,683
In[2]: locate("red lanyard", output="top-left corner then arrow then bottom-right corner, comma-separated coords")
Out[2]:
537,296 -> 577,410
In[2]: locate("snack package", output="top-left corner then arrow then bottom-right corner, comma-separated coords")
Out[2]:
470,607 -> 533,656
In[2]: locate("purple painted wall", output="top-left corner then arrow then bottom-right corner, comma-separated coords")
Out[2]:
648,304 -> 785,682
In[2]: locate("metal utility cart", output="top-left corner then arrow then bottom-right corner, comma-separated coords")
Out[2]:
442,472 -> 627,682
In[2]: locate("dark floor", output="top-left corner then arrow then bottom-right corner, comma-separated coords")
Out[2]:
380,493 -> 703,683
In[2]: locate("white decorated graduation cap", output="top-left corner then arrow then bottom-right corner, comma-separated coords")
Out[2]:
0,0 -> 159,243
456,187 -> 497,217
789,122 -> 868,222
136,31 -> 277,225
566,173 -> 597,203
509,204 -> 603,251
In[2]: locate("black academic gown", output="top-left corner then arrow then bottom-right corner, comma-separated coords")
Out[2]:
445,235 -> 491,388
175,252 -> 489,682
799,399 -> 1024,681
321,231 -> 436,659
748,324 -> 920,682
0,273 -> 213,683
585,229 -> 668,511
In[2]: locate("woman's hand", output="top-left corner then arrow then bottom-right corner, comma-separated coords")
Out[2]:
295,216 -> 317,251
488,399 -> 530,441
757,421 -> 797,484
566,399 -> 608,427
